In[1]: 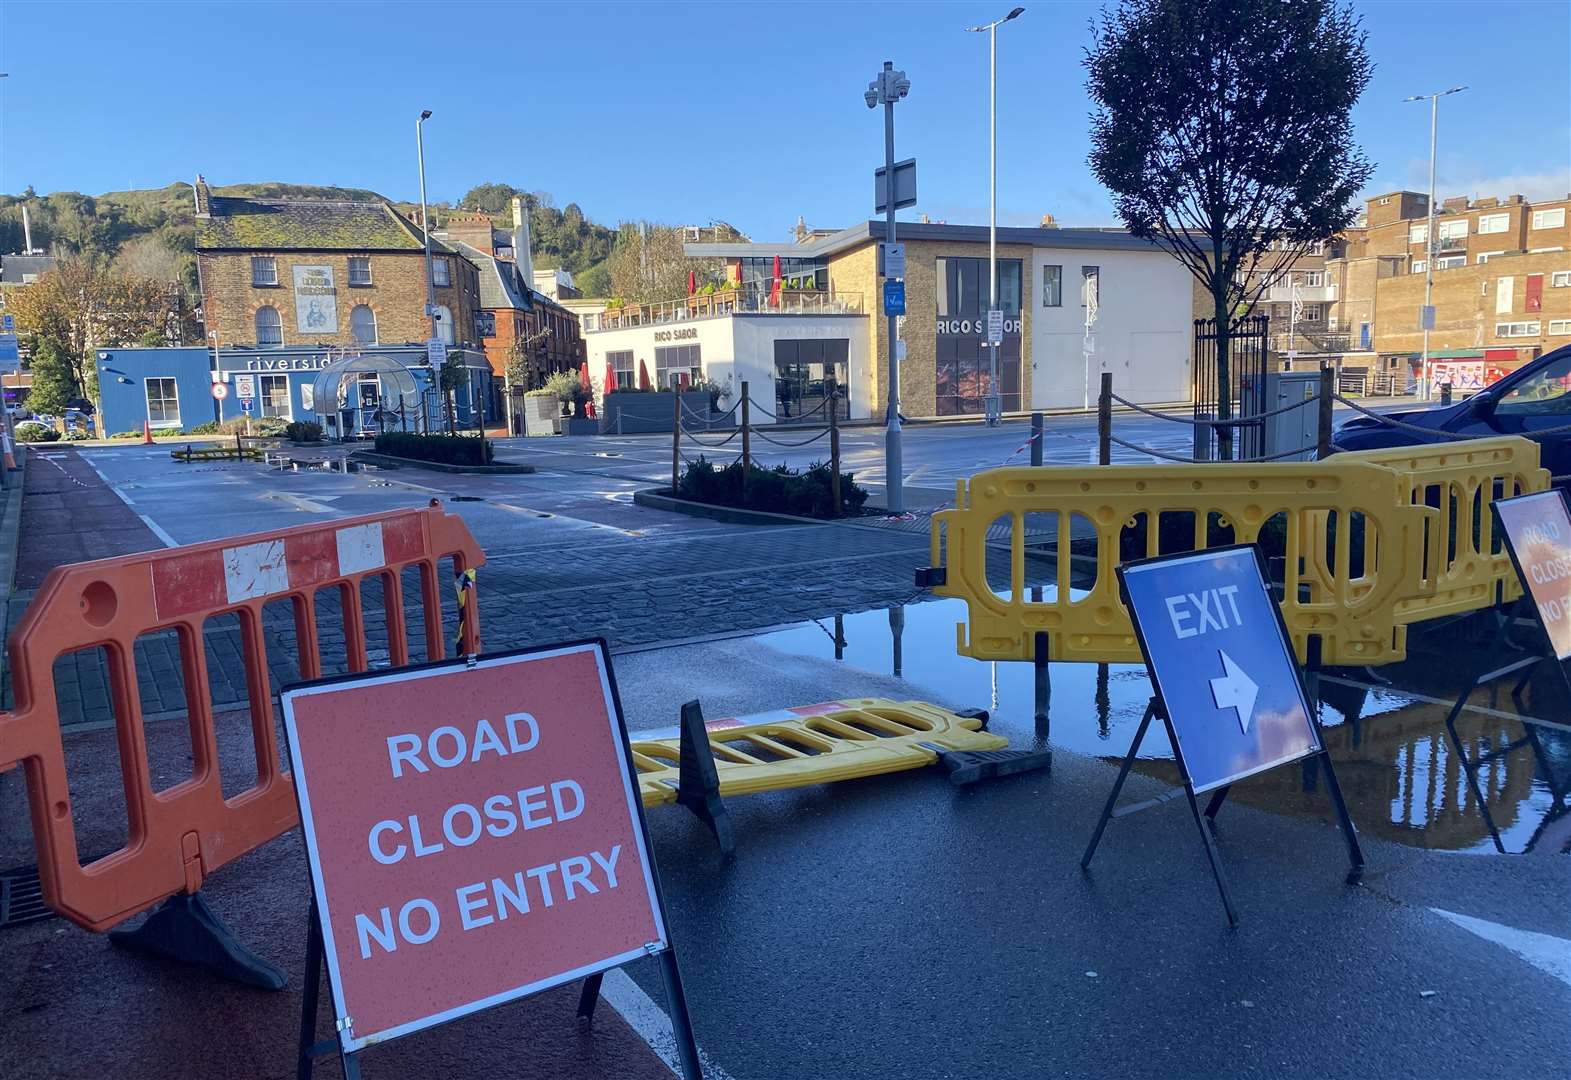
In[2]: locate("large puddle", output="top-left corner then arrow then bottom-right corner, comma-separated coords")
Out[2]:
757,599 -> 1571,856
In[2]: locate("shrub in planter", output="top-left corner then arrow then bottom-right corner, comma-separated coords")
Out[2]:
676,457 -> 866,519
374,431 -> 493,466
110,429 -> 144,439
285,420 -> 323,442
187,421 -> 222,435
14,421 -> 60,442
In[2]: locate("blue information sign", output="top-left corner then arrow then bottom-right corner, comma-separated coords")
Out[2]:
1120,546 -> 1320,792
883,280 -> 906,317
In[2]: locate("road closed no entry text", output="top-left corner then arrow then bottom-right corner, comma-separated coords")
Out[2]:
356,713 -> 625,957
283,644 -> 665,1048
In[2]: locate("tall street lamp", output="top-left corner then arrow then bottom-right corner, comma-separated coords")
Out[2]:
416,109 -> 437,343
1403,85 -> 1466,400
967,6 -> 1024,427
866,60 -> 911,514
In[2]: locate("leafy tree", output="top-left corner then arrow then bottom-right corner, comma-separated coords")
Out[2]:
458,182 -> 522,215
7,260 -> 196,400
1084,0 -> 1373,457
23,339 -> 76,415
576,261 -> 612,297
608,223 -> 725,304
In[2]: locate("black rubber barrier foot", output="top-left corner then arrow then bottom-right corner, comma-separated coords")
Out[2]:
954,707 -> 991,731
937,748 -> 1053,786
675,700 -> 736,856
108,891 -> 288,990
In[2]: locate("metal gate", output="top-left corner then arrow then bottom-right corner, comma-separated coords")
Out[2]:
1193,314 -> 1270,459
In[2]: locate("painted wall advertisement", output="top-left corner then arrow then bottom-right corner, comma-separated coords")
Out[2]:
293,264 -> 339,334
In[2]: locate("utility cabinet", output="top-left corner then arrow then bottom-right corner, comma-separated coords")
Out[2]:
1240,370 -> 1321,462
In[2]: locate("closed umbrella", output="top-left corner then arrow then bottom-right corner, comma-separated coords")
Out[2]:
770,254 -> 783,307
687,270 -> 697,296
638,358 -> 652,391
579,361 -> 596,419
604,358 -> 617,396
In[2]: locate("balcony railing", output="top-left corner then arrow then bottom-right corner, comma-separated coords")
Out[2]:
584,289 -> 863,332
1266,282 -> 1339,303
1270,330 -> 1354,354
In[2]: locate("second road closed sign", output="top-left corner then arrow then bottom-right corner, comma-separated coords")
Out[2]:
282,642 -> 668,1052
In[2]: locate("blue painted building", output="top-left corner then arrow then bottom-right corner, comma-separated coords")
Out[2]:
94,344 -> 495,436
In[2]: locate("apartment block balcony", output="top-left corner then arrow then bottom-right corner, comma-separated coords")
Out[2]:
1270,330 -> 1354,355
583,289 -> 863,333
1266,282 -> 1339,303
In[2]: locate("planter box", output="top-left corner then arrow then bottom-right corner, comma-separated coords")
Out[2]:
520,395 -> 561,437
562,417 -> 600,436
600,390 -> 723,435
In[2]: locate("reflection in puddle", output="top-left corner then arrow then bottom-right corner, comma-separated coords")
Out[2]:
757,599 -> 1570,856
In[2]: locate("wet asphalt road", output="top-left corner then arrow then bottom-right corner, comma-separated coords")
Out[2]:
4,411 -> 1567,1080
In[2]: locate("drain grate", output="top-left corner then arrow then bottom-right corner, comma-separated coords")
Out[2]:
0,865 -> 51,929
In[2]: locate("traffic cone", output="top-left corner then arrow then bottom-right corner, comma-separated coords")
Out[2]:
142,420 -> 154,446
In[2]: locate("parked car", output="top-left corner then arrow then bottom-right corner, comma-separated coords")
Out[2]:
1333,343 -> 1571,478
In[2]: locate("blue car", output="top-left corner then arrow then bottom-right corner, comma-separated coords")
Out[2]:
1333,342 -> 1571,478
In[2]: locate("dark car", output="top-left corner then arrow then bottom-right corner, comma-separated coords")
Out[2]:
1333,342 -> 1571,477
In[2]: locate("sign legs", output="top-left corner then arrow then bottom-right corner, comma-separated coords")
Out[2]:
297,899 -> 361,1080
1080,699 -> 1155,871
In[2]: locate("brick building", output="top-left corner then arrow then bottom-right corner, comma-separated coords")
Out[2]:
438,196 -> 585,430
194,175 -> 482,351
1278,189 -> 1571,389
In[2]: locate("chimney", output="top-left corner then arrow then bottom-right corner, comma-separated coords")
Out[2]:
21,206 -> 34,253
794,215 -> 808,243
193,174 -> 211,218
1040,213 -> 1058,229
1442,196 -> 1469,213
511,196 -> 534,287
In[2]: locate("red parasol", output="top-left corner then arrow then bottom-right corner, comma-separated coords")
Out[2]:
687,270 -> 697,296
638,358 -> 652,391
679,371 -> 691,390
579,361 -> 596,419
769,253 -> 783,307
604,358 -> 617,396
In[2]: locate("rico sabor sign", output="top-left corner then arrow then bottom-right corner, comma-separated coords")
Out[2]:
282,642 -> 665,1051
936,316 -> 1022,337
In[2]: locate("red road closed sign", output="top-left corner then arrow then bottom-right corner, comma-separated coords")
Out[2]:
282,642 -> 667,1052
1495,489 -> 1571,660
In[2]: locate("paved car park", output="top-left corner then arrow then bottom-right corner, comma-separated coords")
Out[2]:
2,412 -> 1566,1080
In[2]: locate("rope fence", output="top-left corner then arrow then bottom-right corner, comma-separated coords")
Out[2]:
670,378 -> 846,514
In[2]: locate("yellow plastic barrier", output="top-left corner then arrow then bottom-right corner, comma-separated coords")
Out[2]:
928,459 -> 1438,667
632,698 -> 1005,807
1335,437 -> 1548,622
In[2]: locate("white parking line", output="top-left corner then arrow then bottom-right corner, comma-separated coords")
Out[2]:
1430,909 -> 1571,988
86,458 -> 178,547
599,968 -> 737,1080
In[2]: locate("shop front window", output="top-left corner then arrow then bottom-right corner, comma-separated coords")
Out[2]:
259,374 -> 291,419
774,339 -> 849,420
607,350 -> 635,389
654,344 -> 701,389
935,256 -> 1024,416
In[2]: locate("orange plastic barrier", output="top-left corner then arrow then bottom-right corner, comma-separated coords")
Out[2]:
0,504 -> 483,933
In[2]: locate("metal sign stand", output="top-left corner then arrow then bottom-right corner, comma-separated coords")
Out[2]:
1438,605 -> 1569,853
288,639 -> 707,1080
1081,547 -> 1364,927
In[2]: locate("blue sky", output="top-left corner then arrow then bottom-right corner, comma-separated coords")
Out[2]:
2,0 -> 1568,240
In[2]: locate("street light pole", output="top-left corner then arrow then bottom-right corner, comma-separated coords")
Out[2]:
416,110 -> 437,343
967,7 -> 1024,427
1404,86 -> 1465,400
867,61 -> 910,514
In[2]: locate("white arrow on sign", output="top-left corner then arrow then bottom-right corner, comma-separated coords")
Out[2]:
1209,650 -> 1259,734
